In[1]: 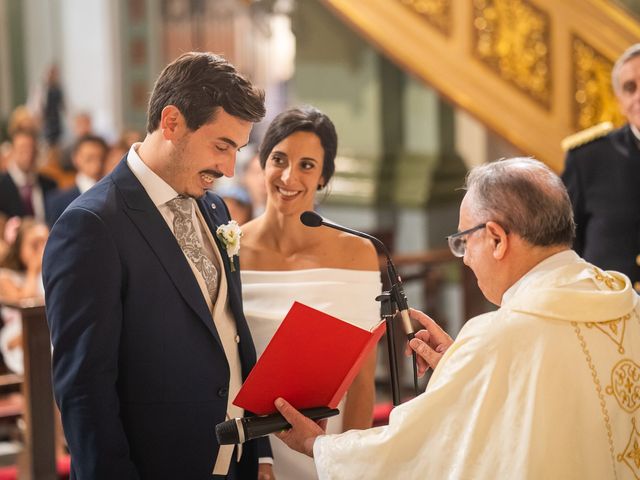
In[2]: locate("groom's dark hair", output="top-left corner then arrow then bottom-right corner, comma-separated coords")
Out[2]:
146,52 -> 265,133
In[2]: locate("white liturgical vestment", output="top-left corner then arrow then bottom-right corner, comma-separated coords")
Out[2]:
314,250 -> 640,479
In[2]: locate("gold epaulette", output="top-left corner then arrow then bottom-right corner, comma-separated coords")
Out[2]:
561,122 -> 614,152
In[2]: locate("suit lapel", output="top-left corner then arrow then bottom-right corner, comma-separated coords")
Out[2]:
197,196 -> 238,291
197,197 -> 244,322
110,162 -> 223,347
197,196 -> 258,376
625,125 -> 640,161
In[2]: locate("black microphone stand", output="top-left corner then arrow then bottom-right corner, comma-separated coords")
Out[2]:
376,290 -> 401,406
299,211 -> 419,406
378,260 -> 419,406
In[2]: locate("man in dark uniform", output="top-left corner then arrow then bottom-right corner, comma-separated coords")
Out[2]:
562,43 -> 640,290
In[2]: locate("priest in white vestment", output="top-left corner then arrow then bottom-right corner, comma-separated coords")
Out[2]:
272,157 -> 640,480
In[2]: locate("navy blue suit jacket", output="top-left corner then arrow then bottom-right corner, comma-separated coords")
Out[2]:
562,124 -> 640,284
43,159 -> 269,479
46,185 -> 80,226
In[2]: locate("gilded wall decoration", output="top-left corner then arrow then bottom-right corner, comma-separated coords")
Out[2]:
472,0 -> 551,108
398,0 -> 452,36
572,36 -> 626,131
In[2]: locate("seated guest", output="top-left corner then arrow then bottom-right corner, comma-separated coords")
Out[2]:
0,218 -> 49,373
0,214 -> 8,263
103,130 -> 143,176
0,217 -> 65,455
274,157 -> 640,480
1,105 -> 39,170
0,214 -> 20,266
7,105 -> 38,138
241,106 -> 380,480
58,112 -> 93,171
46,134 -> 107,225
0,128 -> 57,223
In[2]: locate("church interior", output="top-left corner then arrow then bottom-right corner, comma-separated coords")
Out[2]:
0,0 -> 638,478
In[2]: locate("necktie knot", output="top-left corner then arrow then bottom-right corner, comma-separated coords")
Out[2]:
166,195 -> 190,214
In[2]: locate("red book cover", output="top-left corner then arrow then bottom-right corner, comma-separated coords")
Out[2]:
233,301 -> 385,415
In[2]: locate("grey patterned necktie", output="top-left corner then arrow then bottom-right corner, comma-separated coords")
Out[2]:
166,196 -> 219,304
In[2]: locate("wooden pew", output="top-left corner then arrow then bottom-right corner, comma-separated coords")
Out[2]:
0,299 -> 56,480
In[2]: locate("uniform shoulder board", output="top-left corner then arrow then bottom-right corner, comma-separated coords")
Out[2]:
561,122 -> 614,152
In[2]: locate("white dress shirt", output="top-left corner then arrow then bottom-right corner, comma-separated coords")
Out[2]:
75,173 -> 96,194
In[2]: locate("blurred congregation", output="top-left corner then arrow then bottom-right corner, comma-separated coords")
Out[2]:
1,0 -> 640,479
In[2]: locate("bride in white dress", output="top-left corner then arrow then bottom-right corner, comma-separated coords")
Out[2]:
240,106 -> 381,480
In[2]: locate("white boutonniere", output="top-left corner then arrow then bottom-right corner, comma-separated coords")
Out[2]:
216,220 -> 243,272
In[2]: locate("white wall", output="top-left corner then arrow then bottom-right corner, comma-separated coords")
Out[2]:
454,109 -> 488,169
0,0 -> 11,118
59,0 -> 121,141
20,0 -> 122,141
23,0 -> 61,94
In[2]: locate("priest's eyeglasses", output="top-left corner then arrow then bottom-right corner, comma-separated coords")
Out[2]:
447,223 -> 487,258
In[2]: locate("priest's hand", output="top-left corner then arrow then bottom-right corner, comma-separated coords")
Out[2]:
274,398 -> 326,458
406,308 -> 453,375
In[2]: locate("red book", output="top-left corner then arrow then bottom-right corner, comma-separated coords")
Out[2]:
233,301 -> 386,415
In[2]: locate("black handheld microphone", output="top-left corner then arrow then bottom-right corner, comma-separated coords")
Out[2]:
215,406 -> 339,445
300,211 -> 413,335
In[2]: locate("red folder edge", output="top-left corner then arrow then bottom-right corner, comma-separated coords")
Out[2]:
329,319 -> 386,407
233,301 -> 385,415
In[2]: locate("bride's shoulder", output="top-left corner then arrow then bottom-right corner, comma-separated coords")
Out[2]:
325,229 -> 379,270
240,218 -> 262,243
241,217 -> 259,233
238,218 -> 265,256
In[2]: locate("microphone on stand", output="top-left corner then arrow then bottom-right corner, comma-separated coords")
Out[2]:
215,407 -> 339,445
300,211 -> 419,400
300,211 -> 413,334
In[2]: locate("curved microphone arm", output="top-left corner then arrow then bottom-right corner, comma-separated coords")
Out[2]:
300,211 -> 410,323
300,211 -> 391,258
300,210 -> 419,402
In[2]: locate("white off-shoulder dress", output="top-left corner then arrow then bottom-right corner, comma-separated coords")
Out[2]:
241,268 -> 381,480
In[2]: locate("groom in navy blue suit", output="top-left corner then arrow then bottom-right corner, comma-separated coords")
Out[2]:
43,52 -> 272,479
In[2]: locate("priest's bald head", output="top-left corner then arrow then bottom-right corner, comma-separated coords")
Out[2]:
455,157 -> 576,306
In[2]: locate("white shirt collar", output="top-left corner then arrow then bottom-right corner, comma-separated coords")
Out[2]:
501,249 -> 580,305
630,123 -> 640,142
126,143 -> 178,207
75,173 -> 96,194
7,162 -> 34,188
